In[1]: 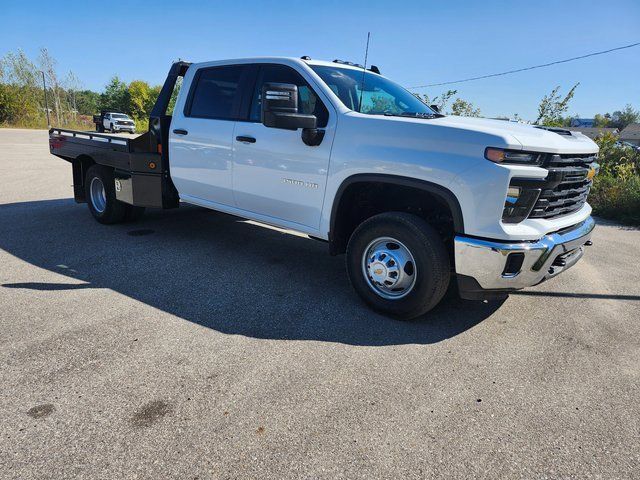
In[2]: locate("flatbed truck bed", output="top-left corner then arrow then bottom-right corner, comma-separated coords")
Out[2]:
48,61 -> 190,209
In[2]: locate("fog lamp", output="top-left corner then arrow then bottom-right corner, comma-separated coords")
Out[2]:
502,186 -> 540,223
506,186 -> 521,204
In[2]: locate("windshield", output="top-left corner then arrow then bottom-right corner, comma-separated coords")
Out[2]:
111,114 -> 129,119
310,65 -> 438,117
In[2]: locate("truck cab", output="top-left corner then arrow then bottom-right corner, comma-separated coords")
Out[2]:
50,57 -> 599,319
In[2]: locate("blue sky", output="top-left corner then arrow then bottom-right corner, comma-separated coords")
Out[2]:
2,0 -> 639,120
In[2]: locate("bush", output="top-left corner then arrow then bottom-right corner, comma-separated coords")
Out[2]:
591,174 -> 640,225
589,133 -> 640,225
134,117 -> 149,134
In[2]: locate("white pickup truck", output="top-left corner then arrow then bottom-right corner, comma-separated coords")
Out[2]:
49,57 -> 599,319
92,111 -> 136,133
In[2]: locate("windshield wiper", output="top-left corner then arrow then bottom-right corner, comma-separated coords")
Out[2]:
400,112 -> 445,118
382,112 -> 444,119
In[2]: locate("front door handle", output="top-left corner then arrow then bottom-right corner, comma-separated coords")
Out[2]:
236,135 -> 256,143
173,129 -> 188,135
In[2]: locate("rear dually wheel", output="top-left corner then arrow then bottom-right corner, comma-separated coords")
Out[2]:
84,165 -> 127,224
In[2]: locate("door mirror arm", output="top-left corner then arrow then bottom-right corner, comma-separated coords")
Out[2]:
301,128 -> 325,146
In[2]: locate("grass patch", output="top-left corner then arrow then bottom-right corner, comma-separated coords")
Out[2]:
2,115 -> 95,131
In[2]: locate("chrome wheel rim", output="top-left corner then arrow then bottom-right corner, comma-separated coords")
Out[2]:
362,237 -> 417,299
89,176 -> 107,213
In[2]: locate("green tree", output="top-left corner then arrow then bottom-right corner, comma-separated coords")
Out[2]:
451,98 -> 481,117
414,89 -> 457,111
100,76 -> 130,113
535,83 -> 579,126
75,90 -> 100,115
147,84 -> 162,114
593,113 -> 611,127
128,80 -> 152,119
610,104 -> 639,129
414,89 -> 480,116
0,49 -> 42,126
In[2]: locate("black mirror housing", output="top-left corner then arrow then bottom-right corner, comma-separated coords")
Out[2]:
261,83 -> 317,130
430,104 -> 440,113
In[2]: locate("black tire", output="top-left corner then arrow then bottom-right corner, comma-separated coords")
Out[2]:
110,123 -> 114,132
124,205 -> 146,222
346,212 -> 450,320
84,165 -> 127,224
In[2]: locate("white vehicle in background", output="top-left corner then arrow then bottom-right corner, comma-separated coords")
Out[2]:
50,57 -> 599,319
93,111 -> 136,133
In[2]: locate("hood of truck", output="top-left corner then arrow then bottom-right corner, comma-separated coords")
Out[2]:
376,114 -> 599,155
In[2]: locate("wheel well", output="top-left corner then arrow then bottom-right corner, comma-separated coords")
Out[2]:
329,178 -> 462,255
72,155 -> 96,202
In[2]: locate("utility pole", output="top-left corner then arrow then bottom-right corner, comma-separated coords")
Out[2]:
41,71 -> 51,128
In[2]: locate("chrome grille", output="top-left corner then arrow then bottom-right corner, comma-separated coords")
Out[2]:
528,153 -> 596,219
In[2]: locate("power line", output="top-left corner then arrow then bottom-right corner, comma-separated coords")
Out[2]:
408,42 -> 640,89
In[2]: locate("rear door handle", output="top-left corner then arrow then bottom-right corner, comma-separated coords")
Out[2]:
173,129 -> 188,135
236,135 -> 256,143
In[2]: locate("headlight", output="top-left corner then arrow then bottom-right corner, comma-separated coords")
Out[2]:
485,148 -> 544,165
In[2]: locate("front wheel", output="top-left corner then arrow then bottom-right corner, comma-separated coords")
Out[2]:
346,212 -> 450,320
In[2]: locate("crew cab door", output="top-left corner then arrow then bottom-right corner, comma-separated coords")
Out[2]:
168,64 -> 251,207
103,113 -> 110,129
232,63 -> 335,230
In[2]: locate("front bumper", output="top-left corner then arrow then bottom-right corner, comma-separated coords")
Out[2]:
454,216 -> 595,300
113,124 -> 135,131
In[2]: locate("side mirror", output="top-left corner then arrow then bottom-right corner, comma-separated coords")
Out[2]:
430,104 -> 440,113
261,83 -> 317,130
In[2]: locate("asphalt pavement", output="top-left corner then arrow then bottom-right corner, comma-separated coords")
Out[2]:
0,129 -> 638,479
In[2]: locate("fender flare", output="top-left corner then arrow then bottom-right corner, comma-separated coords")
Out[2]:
329,173 -> 465,253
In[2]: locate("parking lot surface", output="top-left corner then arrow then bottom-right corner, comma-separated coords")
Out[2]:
1,129 -> 639,479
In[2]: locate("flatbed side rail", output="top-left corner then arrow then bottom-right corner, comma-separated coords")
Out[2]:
49,128 -> 130,149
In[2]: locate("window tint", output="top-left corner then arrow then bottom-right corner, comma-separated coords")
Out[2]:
188,65 -> 245,120
250,64 -> 328,127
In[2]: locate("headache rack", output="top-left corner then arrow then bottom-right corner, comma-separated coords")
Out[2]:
528,153 -> 597,219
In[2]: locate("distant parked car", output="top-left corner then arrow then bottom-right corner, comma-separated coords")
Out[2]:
614,140 -> 640,151
92,111 -> 136,134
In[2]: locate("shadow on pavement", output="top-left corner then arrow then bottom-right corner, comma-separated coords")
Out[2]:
2,282 -> 95,290
0,198 -> 504,346
511,291 -> 640,301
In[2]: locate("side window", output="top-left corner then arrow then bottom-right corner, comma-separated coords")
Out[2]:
249,64 -> 328,127
186,65 -> 245,120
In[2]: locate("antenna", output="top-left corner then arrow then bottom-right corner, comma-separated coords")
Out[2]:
357,32 -> 371,113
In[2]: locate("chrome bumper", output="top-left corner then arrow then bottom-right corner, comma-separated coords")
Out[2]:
454,217 -> 595,293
